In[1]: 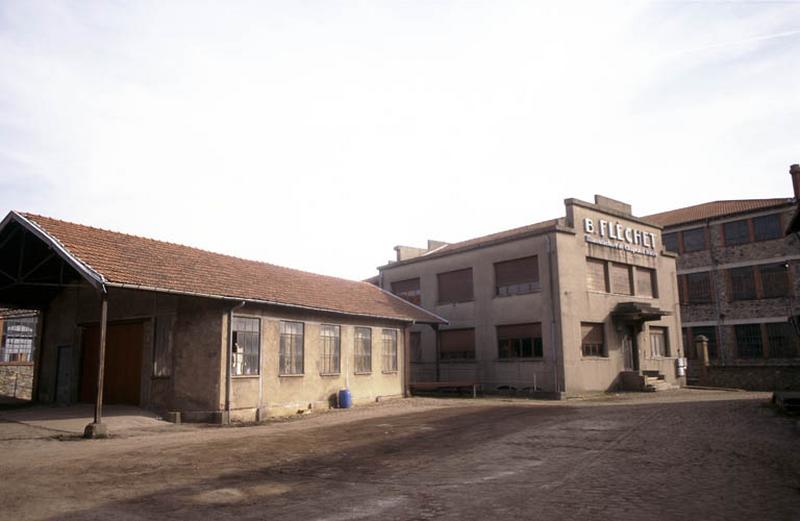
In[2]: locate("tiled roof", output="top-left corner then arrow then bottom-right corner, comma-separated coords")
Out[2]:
643,199 -> 792,228
15,213 -> 445,324
385,218 -> 562,268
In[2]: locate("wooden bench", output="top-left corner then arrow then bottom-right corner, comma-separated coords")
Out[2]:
409,381 -> 479,398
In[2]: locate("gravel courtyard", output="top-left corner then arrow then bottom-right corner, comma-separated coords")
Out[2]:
0,390 -> 798,521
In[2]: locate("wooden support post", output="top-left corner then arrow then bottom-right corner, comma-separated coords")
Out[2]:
84,293 -> 109,438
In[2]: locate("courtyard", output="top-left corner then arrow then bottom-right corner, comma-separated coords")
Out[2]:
0,390 -> 798,521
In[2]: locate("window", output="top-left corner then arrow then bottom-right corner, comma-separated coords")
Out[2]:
494,256 -> 539,296
586,258 -> 608,292
581,323 -> 606,357
410,332 -> 422,363
437,268 -> 473,304
354,327 -> 372,373
636,267 -> 656,298
729,267 -> 756,300
152,315 -> 175,377
663,233 -> 679,253
439,328 -> 476,360
610,263 -> 632,295
0,316 -> 37,363
685,272 -> 713,304
382,329 -> 398,372
497,323 -> 543,359
320,325 -> 340,374
649,326 -> 669,358
753,214 -> 782,242
735,324 -> 763,358
391,278 -> 421,305
682,228 -> 706,252
688,326 -> 718,359
232,316 -> 260,376
766,323 -> 798,358
723,220 -> 750,246
759,263 -> 790,298
279,321 -> 304,375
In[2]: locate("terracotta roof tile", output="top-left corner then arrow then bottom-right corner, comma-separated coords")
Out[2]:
17,213 -> 444,324
643,199 -> 792,228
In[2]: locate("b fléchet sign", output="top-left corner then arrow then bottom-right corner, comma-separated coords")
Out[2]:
583,217 -> 658,257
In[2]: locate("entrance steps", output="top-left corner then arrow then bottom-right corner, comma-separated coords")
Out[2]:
620,370 -> 679,392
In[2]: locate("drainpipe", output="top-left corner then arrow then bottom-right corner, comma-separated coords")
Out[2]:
546,235 -> 560,393
225,301 -> 246,424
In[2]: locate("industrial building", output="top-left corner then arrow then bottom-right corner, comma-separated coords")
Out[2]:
0,212 -> 445,427
645,165 -> 800,390
377,195 -> 685,395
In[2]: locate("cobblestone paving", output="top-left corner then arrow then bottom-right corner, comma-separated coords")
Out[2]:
1,391 -> 798,520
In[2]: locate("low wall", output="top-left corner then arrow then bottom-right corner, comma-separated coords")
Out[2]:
694,365 -> 800,391
0,363 -> 34,401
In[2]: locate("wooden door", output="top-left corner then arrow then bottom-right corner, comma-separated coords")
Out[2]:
80,322 -> 144,405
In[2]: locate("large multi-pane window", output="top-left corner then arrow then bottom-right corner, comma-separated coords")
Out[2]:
279,321 -> 304,375
232,316 -> 260,376
391,278 -> 421,305
735,324 -> 763,358
587,258 -> 656,298
649,326 -> 669,358
729,267 -> 757,300
497,323 -> 543,359
759,263 -> 790,298
663,233 -> 679,253
494,256 -> 539,296
0,316 -> 37,363
682,272 -> 713,304
320,324 -> 340,374
723,220 -> 750,246
753,214 -> 782,241
354,327 -> 372,373
581,323 -> 606,357
382,329 -> 398,372
437,268 -> 474,304
152,315 -> 175,377
766,323 -> 798,358
439,328 -> 476,360
682,228 -> 706,252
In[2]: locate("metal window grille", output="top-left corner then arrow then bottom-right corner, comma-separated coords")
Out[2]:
682,228 -> 706,252
152,315 -> 175,377
724,220 -> 750,245
753,214 -> 782,242
354,327 -> 372,373
735,324 -> 763,358
759,264 -> 790,298
581,322 -> 605,357
766,322 -> 798,358
279,321 -> 304,375
233,316 -> 261,375
1,316 -> 37,363
649,327 -> 669,358
382,329 -> 398,372
663,233 -> 679,253
686,272 -> 712,304
729,267 -> 756,300
320,324 -> 340,374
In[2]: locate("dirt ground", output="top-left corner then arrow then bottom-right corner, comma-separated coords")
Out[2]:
0,389 -> 798,521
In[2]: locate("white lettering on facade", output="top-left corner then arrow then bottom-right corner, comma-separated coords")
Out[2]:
581,217 -> 658,257
584,218 -> 594,233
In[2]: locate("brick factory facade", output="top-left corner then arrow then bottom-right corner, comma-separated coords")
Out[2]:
377,195 -> 685,396
644,165 -> 800,391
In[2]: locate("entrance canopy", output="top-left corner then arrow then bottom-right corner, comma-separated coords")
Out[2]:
611,302 -> 670,331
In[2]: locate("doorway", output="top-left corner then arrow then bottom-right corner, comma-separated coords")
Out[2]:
80,322 -> 144,405
622,327 -> 639,371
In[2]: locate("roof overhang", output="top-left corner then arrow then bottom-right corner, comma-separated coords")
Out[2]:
611,302 -> 670,324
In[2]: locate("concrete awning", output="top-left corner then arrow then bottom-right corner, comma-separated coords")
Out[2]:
611,302 -> 670,324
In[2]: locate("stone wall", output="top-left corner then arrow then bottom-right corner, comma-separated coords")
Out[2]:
695,365 -> 800,391
0,363 -> 33,401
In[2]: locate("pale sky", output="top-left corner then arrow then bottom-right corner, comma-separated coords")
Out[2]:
1,1 -> 799,281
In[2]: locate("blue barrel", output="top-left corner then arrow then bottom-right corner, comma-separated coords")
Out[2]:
338,389 -> 352,409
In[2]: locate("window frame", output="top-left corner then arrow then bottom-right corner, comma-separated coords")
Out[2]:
496,323 -> 544,360
436,268 -> 474,305
354,327 -> 372,374
279,320 -> 304,376
681,227 -> 707,253
391,278 -> 421,305
728,266 -> 757,301
319,324 -> 341,375
649,326 -> 669,358
232,315 -> 261,377
494,256 -> 540,297
723,219 -> 750,246
580,322 -> 607,358
439,328 -> 476,361
0,316 -> 37,363
381,329 -> 398,372
753,214 -> 782,242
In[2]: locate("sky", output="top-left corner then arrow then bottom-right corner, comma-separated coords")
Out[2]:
1,1 -> 799,281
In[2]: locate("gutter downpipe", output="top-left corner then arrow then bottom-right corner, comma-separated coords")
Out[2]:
546,234 -> 560,394
226,301 -> 246,424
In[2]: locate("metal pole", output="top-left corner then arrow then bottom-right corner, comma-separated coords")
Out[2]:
94,294 -> 108,424
434,325 -> 441,382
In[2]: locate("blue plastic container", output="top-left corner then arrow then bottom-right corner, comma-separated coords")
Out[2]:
338,389 -> 352,409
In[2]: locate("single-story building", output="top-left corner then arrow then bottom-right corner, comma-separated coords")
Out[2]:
0,211 -> 445,426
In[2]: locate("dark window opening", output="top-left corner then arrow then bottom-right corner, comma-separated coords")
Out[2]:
498,323 -> 543,359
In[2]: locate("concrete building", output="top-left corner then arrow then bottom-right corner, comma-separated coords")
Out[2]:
0,212 -> 445,424
376,195 -> 685,396
644,165 -> 800,391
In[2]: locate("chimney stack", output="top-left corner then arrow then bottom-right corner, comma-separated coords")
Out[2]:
791,164 -> 800,199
